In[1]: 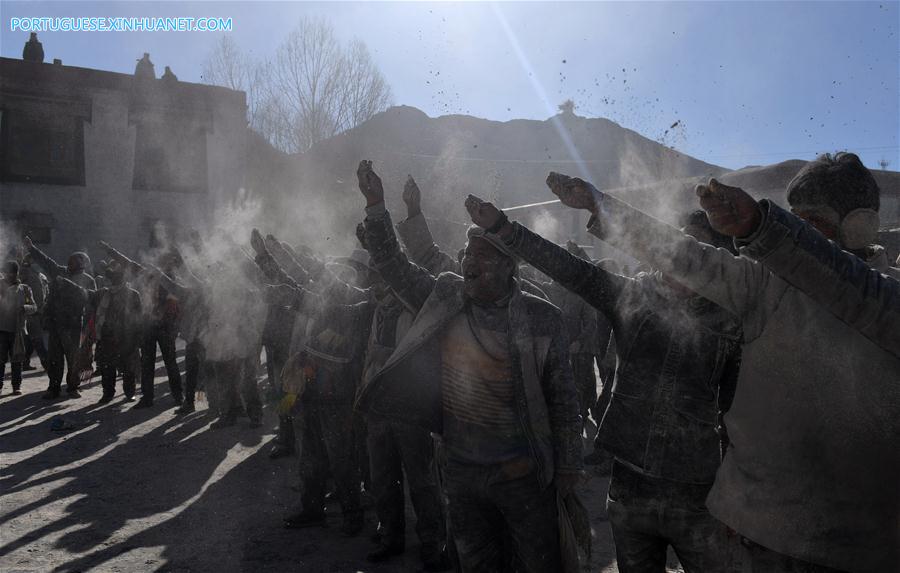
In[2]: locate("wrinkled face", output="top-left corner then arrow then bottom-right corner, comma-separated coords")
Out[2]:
461,236 -> 514,303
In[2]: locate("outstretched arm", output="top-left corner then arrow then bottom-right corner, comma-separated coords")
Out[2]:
23,236 -> 66,279
697,179 -> 900,357
396,176 -> 459,275
357,161 -> 437,312
541,173 -> 773,331
99,241 -> 146,275
464,195 -> 628,318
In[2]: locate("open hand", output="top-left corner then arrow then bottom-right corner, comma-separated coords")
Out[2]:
546,172 -> 599,213
357,160 -> 384,207
465,194 -> 506,231
403,175 -> 422,218
696,179 -> 761,238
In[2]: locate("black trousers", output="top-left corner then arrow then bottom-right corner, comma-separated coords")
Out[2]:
368,416 -> 445,556
140,323 -> 182,401
606,461 -> 732,573
213,356 -> 262,421
295,401 -> 362,518
183,340 -> 206,402
99,338 -> 138,398
444,459 -> 561,573
47,327 -> 81,393
0,331 -> 23,389
24,315 -> 47,367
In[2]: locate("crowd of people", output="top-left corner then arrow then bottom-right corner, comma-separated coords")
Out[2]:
1,151 -> 898,573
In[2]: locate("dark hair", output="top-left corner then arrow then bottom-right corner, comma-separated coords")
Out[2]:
4,260 -> 19,277
681,210 -> 737,254
786,152 -> 879,218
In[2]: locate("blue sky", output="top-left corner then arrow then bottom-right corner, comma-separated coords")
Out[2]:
2,1 -> 898,171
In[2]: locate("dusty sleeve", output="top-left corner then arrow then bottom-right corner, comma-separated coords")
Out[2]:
28,245 -> 67,279
738,200 -> 900,357
505,221 -> 628,319
585,192 -> 775,340
363,204 -> 437,313
396,213 -> 459,275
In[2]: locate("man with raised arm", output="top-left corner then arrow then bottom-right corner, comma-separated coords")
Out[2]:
467,161 -> 898,572
24,237 -> 96,399
99,242 -> 184,408
465,197 -> 741,573
353,160 -> 582,573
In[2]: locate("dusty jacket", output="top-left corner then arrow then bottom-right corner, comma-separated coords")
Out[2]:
586,194 -> 900,572
87,285 -> 144,351
44,276 -> 90,331
543,281 -> 601,356
0,282 -> 36,334
357,206 -> 583,488
506,224 -> 742,484
20,268 -> 48,312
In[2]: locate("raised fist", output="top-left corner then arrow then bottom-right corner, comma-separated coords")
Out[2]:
465,194 -> 506,232
403,175 -> 422,218
546,172 -> 600,213
695,179 -> 761,238
356,160 -> 384,207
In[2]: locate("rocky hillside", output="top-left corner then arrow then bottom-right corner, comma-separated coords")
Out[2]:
248,106 -> 726,253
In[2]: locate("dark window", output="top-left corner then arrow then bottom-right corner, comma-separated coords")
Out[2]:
0,107 -> 86,185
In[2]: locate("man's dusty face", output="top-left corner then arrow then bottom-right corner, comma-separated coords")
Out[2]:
461,236 -> 513,303
67,254 -> 85,274
790,207 -> 840,241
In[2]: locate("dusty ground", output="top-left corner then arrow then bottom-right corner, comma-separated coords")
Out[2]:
1,351 -> 681,573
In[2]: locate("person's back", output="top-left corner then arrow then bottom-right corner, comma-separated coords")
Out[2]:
703,270 -> 899,572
